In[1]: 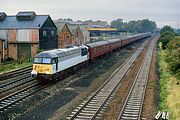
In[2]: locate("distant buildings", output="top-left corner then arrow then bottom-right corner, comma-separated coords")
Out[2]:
54,20 -> 90,48
0,12 -> 119,62
55,22 -> 74,48
0,11 -> 57,61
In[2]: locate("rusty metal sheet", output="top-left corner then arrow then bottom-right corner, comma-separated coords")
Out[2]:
7,29 -> 16,42
17,29 -> 39,42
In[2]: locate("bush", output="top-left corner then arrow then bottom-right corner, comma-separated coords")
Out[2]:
165,37 -> 180,79
159,31 -> 175,49
160,25 -> 174,34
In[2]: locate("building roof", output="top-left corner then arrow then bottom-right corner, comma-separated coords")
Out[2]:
0,38 -> 5,41
0,15 -> 49,29
0,12 -> 7,21
87,27 -> 117,31
67,25 -> 78,34
78,25 -> 90,36
17,11 -> 36,17
54,22 -> 66,33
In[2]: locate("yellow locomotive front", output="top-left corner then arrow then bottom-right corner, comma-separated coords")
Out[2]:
31,57 -> 53,80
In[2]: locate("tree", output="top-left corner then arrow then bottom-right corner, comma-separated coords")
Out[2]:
159,31 -> 175,49
160,25 -> 174,34
110,19 -> 126,31
166,37 -> 180,79
126,20 -> 138,33
110,19 -> 157,33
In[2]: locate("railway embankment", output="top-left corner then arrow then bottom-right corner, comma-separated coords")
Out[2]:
0,61 -> 32,77
158,48 -> 180,119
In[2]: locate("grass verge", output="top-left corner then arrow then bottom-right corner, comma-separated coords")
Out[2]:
0,60 -> 32,74
158,48 -> 180,119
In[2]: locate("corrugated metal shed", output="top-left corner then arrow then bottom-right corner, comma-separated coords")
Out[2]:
17,29 -> 39,42
0,15 -> 49,29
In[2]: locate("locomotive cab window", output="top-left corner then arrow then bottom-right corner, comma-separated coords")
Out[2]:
42,58 -> 51,64
81,48 -> 88,56
34,58 -> 42,63
34,57 -> 51,64
51,58 -> 58,64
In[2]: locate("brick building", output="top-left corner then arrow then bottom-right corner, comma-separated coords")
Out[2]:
55,22 -> 74,48
0,38 -> 8,63
79,25 -> 90,44
68,25 -> 83,46
0,11 -> 57,61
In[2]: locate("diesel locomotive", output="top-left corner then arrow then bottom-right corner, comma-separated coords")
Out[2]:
31,33 -> 151,80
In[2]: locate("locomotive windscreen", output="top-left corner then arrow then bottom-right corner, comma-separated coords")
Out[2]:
34,57 -> 51,64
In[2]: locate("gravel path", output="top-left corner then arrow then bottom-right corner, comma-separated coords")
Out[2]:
141,40 -> 159,119
102,39 -> 149,120
102,37 -> 159,120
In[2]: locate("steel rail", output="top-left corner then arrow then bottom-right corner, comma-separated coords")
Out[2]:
117,38 -> 156,120
0,82 -> 47,111
66,40 -> 148,120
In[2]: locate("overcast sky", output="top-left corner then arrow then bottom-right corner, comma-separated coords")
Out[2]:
1,0 -> 180,28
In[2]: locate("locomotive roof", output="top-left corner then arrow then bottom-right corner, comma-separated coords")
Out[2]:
35,46 -> 87,58
86,41 -> 110,48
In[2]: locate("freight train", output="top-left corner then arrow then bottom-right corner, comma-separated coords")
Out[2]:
31,33 -> 151,80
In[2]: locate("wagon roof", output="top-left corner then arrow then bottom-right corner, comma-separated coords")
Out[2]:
86,41 -> 110,48
107,38 -> 121,43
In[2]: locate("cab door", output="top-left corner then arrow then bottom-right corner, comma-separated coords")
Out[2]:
51,58 -> 58,73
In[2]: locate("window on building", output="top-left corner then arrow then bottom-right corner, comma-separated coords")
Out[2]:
51,31 -> 54,36
43,31 -> 47,36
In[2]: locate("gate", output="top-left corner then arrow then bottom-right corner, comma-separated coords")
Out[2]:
18,44 -> 31,61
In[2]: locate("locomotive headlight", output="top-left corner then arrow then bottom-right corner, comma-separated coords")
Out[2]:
31,70 -> 37,78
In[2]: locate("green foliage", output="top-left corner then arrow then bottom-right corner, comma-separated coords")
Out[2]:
165,38 -> 180,79
0,59 -> 32,73
38,49 -> 44,53
159,31 -> 175,49
110,19 -> 127,31
159,31 -> 180,79
160,25 -> 174,34
158,49 -> 169,110
110,19 -> 157,33
159,48 -> 180,120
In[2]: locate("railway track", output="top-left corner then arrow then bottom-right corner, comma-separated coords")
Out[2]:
0,81 -> 47,112
117,38 -> 155,120
0,73 -> 33,93
66,40 -> 149,120
0,66 -> 32,81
